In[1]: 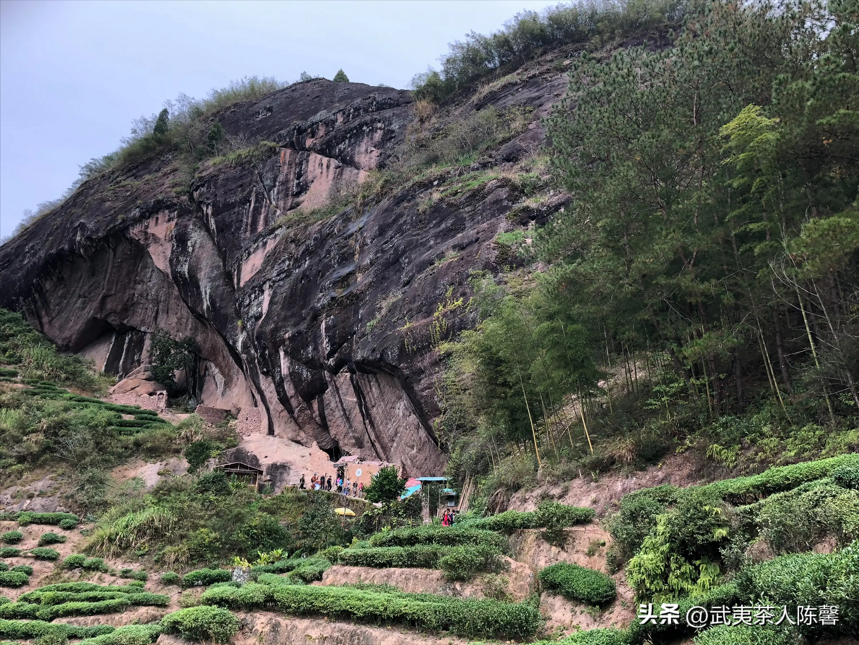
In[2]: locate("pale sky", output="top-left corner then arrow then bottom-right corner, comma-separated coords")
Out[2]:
0,0 -> 562,239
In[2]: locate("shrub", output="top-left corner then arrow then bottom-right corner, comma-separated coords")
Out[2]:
529,629 -> 631,644
160,606 -> 240,643
0,535 -> 21,546
0,550 -> 20,559
81,557 -> 108,571
38,533 -> 66,546
160,572 -> 181,586
735,542 -> 859,638
337,545 -> 445,569
182,568 -> 232,588
58,519 -> 78,530
203,580 -> 541,640
0,619 -> 114,640
62,554 -> 86,569
438,543 -> 506,581
693,624 -> 801,645
0,573 -> 27,588
118,569 -> 147,581
833,463 -> 859,490
17,583 -> 143,600
77,624 -> 162,645
332,69 -> 349,83
9,567 -> 31,576
0,566 -> 5,573
467,502 -> 595,534
539,563 -> 617,605
16,512 -> 79,527
368,524 -> 506,550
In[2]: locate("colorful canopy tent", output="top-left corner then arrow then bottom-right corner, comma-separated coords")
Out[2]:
400,478 -> 422,500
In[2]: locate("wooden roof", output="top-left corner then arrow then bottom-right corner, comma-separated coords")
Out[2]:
216,461 -> 263,474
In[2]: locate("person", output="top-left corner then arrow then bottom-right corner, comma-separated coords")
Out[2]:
336,477 -> 342,493
450,510 -> 457,526
352,481 -> 358,496
299,474 -> 305,489
441,510 -> 450,526
326,476 -> 332,491
314,480 -> 321,490
343,479 -> 350,496
357,482 -> 363,498
311,473 -> 318,488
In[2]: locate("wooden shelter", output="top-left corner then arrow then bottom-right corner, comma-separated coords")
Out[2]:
215,461 -> 264,490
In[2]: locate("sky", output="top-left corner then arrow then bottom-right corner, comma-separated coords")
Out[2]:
0,0 -> 562,239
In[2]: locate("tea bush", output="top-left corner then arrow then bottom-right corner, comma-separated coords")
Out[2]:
15,513 -> 79,528
181,568 -> 232,588
0,550 -> 20,559
0,619 -> 114,640
204,581 -> 540,640
693,624 -> 802,645
0,535 -> 21,546
466,502 -> 594,533
833,463 -> 859,490
37,533 -> 65,546
539,563 -> 617,605
8,567 -> 30,576
77,624 -> 162,645
368,524 -> 506,550
0,574 -> 27,589
160,606 -> 239,643
438,543 -> 506,581
159,572 -> 181,585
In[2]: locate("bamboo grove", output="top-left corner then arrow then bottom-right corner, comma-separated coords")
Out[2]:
439,0 -> 859,494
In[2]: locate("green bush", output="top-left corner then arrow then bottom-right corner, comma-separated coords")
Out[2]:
438,543 -> 506,581
0,549 -> 20,559
16,513 -> 79,527
118,569 -> 147,581
735,541 -> 859,638
0,566 -> 5,573
697,454 -> 859,504
693,624 -> 802,645
81,557 -> 108,571
606,485 -> 678,568
182,568 -> 232,588
368,524 -> 506,550
529,628 -> 631,644
58,519 -> 78,530
203,580 -> 540,640
160,606 -> 239,643
0,619 -> 114,640
0,534 -> 21,546
159,572 -> 181,586
285,559 -> 330,584
62,554 -> 86,569
18,583 -> 144,602
833,463 -> 859,490
467,502 -> 595,534
337,545 -> 445,569
37,533 -> 66,546
539,563 -> 617,605
77,624 -> 162,645
8,567 -> 31,576
0,574 -> 27,589
28,548 -> 60,561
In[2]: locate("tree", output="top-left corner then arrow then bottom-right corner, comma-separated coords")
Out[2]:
184,440 -> 215,474
153,108 -> 170,136
363,466 -> 407,504
333,69 -> 349,83
206,122 -> 225,155
150,331 -> 199,396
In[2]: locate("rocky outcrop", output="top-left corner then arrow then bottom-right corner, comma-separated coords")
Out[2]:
0,56 -> 573,476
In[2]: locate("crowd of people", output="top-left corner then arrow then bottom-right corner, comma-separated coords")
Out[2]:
441,509 -> 457,526
298,472 -> 364,498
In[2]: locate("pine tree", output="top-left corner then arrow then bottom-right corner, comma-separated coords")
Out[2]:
333,69 -> 349,83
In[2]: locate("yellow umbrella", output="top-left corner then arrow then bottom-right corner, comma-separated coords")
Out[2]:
334,507 -> 356,517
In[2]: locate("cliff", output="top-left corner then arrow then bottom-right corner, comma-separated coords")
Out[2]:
0,53 -> 572,477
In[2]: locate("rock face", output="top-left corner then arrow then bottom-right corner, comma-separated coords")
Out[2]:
0,61 -> 572,476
